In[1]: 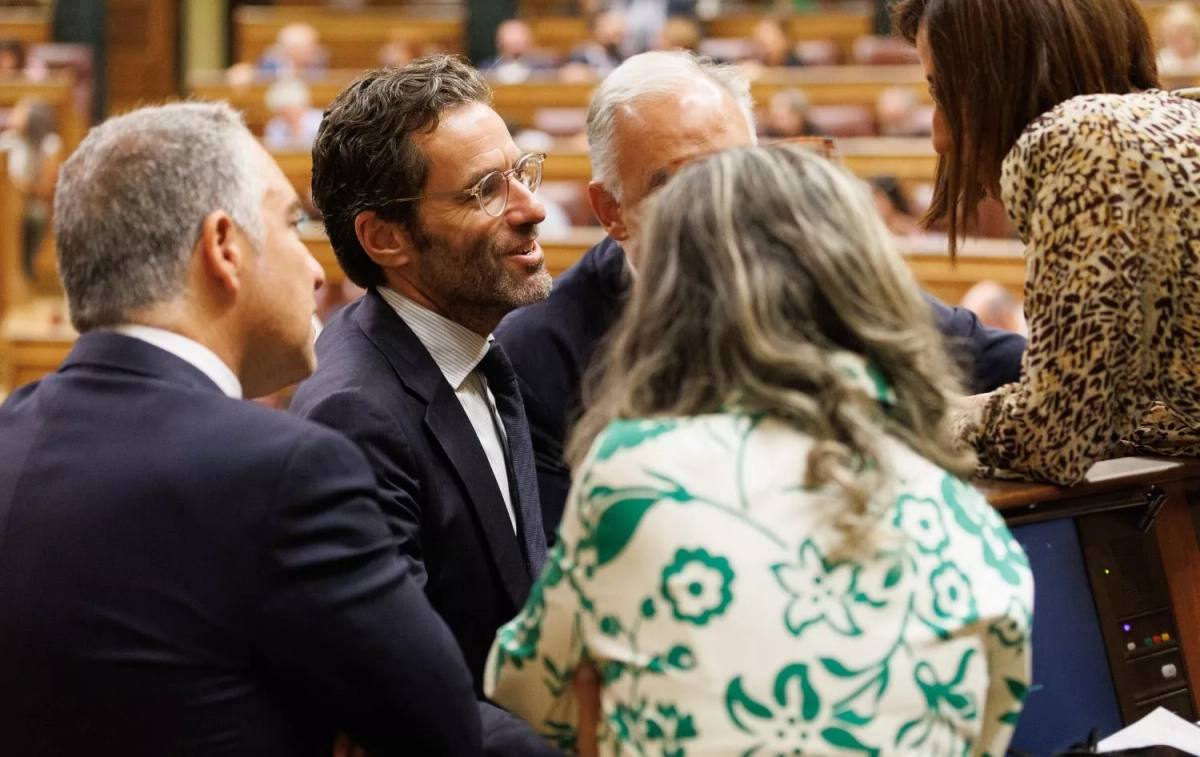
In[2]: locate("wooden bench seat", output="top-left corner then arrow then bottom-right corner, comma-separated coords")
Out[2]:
0,230 -> 1025,392
236,7 -> 886,69
271,136 -> 940,204
235,5 -> 464,68
192,65 -> 930,134
0,7 -> 51,48
0,75 -> 88,154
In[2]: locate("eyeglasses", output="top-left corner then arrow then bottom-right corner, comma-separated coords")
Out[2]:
389,152 -> 546,218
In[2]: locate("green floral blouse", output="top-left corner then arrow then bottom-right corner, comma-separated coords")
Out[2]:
486,355 -> 1034,757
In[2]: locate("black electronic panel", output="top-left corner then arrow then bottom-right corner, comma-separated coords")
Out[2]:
1076,502 -> 1196,724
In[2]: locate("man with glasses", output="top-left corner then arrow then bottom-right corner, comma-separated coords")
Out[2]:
291,55 -> 562,757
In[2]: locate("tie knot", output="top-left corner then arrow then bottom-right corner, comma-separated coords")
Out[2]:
478,342 -> 517,389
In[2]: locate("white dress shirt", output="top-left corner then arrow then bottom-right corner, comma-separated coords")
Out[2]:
110,325 -> 243,399
378,287 -> 517,533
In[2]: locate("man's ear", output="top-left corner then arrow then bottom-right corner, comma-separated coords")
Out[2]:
588,182 -> 630,242
355,211 -> 414,269
197,210 -> 245,295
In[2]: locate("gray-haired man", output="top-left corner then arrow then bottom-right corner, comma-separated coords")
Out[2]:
0,102 -> 481,756
496,50 -> 1028,543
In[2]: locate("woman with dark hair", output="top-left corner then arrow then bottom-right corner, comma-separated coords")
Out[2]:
486,143 -> 1032,757
895,0 -> 1200,484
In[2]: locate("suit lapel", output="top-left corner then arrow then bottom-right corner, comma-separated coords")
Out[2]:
424,386 -> 531,607
355,292 -> 531,608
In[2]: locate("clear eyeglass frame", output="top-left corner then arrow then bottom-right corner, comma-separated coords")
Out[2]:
388,152 -> 547,217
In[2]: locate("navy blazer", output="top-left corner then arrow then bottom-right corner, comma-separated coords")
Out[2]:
0,333 -> 480,757
496,235 -> 1028,543
291,291 -> 563,757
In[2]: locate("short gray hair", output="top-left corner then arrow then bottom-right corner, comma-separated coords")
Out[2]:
586,50 -> 756,201
55,101 -> 265,332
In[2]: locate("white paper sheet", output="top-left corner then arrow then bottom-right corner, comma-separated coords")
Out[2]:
1097,707 -> 1200,754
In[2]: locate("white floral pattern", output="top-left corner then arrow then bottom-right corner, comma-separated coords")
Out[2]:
486,353 -> 1033,757
660,549 -> 734,626
773,540 -> 870,637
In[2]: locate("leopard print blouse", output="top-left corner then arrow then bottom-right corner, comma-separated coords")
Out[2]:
960,89 -> 1200,485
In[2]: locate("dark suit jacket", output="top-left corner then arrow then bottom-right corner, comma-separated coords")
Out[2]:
291,291 -> 561,757
0,332 -> 480,757
495,235 -> 1029,542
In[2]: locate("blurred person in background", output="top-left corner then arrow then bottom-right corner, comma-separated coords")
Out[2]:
0,98 -> 61,281
379,35 -> 416,69
0,38 -> 25,76
876,86 -> 933,136
746,17 -> 803,68
478,20 -> 557,84
263,78 -> 323,150
1157,2 -> 1200,73
961,281 -> 1027,337
763,88 -> 820,137
259,23 -> 328,79
566,10 -> 628,76
652,15 -> 702,52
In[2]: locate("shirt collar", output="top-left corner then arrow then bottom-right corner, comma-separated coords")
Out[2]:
108,325 -> 243,399
377,287 -> 491,390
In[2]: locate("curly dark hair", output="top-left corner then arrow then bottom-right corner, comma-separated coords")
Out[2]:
311,54 -> 491,288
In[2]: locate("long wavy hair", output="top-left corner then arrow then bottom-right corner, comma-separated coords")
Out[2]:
567,143 -> 976,548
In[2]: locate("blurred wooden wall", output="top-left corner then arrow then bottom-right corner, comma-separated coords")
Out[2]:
107,0 -> 179,114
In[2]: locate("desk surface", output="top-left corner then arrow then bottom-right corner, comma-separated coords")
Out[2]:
979,457 -> 1200,510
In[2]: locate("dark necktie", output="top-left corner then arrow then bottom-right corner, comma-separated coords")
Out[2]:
477,342 -> 548,578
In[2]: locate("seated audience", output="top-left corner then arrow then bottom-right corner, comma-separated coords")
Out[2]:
897,0 -> 1200,483
0,38 -> 25,75
379,35 -> 416,69
263,78 -> 323,150
1157,2 -> 1200,73
258,22 -> 328,78
652,15 -> 702,52
0,101 -> 481,756
876,85 -> 933,136
567,10 -> 628,76
0,98 -> 61,280
496,50 -> 1026,543
478,19 -> 557,84
617,0 -> 697,54
763,87 -> 821,137
487,143 -> 1033,757
961,281 -> 1027,337
747,17 -> 803,67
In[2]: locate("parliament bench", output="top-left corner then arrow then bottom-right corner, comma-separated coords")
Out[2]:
234,5 -> 464,68
0,229 -> 1024,392
235,6 -> 884,70
0,75 -> 87,154
233,1 -> 1185,73
0,7 -> 50,48
191,65 -> 931,135
271,136 -> 939,196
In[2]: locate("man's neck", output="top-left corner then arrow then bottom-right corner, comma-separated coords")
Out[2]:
126,308 -> 243,385
381,277 -> 506,338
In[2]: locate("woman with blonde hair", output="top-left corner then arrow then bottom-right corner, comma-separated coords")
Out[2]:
486,143 -> 1033,757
